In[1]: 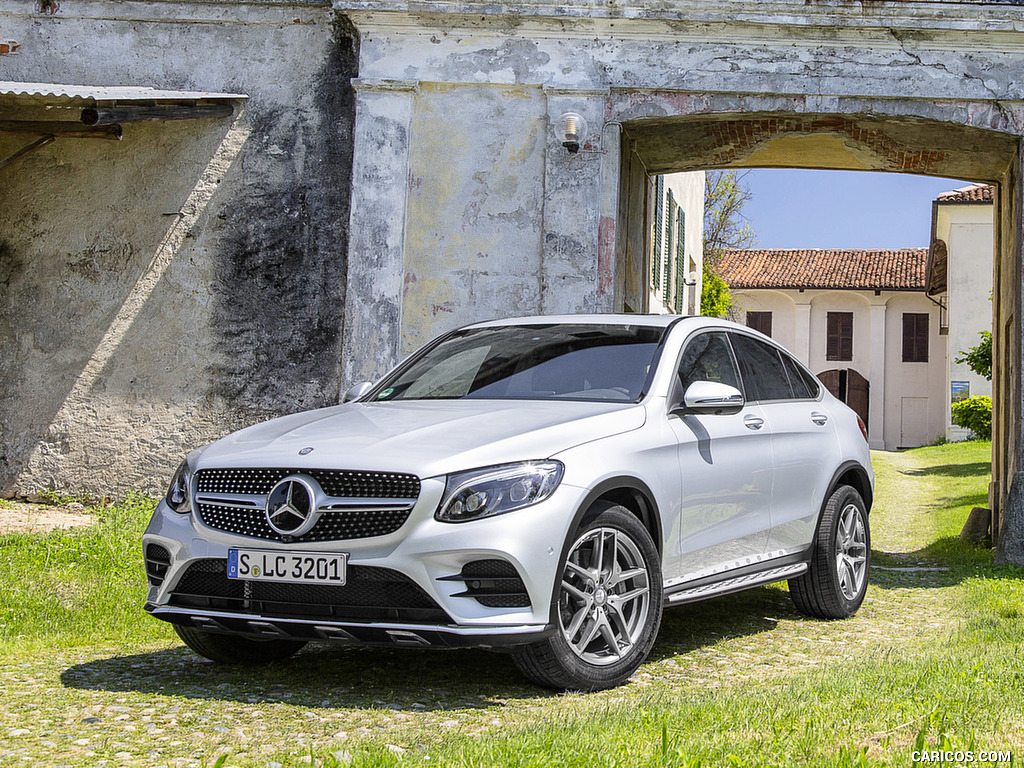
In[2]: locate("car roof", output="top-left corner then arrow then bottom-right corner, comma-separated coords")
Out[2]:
463,314 -> 736,331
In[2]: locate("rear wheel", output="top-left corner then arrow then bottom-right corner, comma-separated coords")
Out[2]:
174,625 -> 307,665
512,503 -> 662,691
789,485 -> 870,619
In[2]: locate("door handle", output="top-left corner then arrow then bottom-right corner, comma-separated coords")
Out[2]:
743,414 -> 765,430
811,412 -> 829,426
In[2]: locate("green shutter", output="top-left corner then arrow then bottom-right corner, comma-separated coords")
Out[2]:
674,208 -> 686,314
664,189 -> 675,303
652,177 -> 664,293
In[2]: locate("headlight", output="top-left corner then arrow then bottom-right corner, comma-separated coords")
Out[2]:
436,461 -> 564,523
165,460 -> 193,514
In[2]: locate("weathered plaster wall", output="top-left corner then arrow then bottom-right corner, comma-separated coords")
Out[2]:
401,83 -> 546,354
0,1 -> 358,496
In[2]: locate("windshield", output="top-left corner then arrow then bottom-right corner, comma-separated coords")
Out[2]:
370,324 -> 666,403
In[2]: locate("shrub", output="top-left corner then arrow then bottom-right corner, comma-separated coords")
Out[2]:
952,395 -> 992,440
700,272 -> 734,318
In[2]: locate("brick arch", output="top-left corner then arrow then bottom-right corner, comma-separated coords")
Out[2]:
611,100 -> 1020,182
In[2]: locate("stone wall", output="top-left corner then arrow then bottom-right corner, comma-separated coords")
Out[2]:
0,1 -> 358,496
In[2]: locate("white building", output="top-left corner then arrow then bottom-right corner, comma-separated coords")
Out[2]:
926,184 -> 995,441
648,173 -> 705,315
719,247 -> 946,450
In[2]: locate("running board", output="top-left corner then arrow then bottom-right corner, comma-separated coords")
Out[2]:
665,562 -> 808,605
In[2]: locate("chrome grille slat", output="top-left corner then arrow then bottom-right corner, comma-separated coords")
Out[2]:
194,468 -> 421,542
194,492 -> 264,509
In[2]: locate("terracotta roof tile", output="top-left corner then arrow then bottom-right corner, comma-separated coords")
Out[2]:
717,248 -> 928,291
936,183 -> 994,203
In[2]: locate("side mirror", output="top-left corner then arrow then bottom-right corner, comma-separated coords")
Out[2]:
679,381 -> 745,415
342,381 -> 374,403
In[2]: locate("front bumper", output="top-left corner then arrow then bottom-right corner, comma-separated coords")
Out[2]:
142,478 -> 588,649
145,604 -> 554,649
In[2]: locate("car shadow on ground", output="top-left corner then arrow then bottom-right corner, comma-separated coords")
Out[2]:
60,589 -> 794,708
647,585 -> 795,664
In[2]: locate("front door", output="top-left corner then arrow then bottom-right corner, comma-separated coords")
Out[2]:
669,331 -> 773,581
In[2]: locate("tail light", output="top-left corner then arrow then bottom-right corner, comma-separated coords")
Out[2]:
857,416 -> 869,443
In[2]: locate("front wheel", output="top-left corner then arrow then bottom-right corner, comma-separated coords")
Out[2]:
512,503 -> 663,691
174,625 -> 307,665
789,485 -> 870,619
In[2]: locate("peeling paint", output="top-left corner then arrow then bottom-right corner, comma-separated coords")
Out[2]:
597,215 -> 615,297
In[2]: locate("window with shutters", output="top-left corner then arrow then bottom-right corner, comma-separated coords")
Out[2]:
826,312 -> 853,361
902,313 -> 929,362
746,311 -> 772,338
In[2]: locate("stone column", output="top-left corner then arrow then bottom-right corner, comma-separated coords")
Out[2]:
341,78 -> 417,389
868,301 -> 887,450
996,146 -> 1024,563
540,88 -> 611,314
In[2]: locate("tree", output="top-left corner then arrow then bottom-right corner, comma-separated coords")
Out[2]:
955,330 -> 992,381
701,170 -> 755,317
700,272 -> 733,319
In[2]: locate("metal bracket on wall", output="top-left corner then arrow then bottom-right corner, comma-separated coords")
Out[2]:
0,134 -> 55,171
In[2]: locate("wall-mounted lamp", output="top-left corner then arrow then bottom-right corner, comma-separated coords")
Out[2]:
559,112 -> 588,154
683,271 -> 699,287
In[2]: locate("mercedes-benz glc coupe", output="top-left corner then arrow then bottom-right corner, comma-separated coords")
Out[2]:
143,315 -> 872,691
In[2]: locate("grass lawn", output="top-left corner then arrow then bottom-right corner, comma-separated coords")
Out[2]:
1,440 -> 1022,767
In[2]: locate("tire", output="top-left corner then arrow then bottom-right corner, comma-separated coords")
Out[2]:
789,485 -> 870,619
512,503 -> 663,691
174,625 -> 307,665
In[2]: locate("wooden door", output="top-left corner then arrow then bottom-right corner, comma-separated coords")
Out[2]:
846,369 -> 870,428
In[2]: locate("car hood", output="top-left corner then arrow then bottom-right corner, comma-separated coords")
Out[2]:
195,399 -> 647,478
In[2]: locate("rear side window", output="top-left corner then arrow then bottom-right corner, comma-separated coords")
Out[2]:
731,333 -> 792,401
781,352 -> 820,399
677,332 -> 742,394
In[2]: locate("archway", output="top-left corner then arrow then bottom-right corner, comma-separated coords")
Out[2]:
610,106 -> 1019,552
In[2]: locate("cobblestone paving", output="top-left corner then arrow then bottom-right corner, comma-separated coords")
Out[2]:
0,450 -> 963,767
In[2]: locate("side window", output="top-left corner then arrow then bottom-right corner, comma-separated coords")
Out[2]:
677,332 -> 743,395
731,333 -> 793,401
780,352 -> 819,399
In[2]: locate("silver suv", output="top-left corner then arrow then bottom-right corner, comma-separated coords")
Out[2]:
143,315 -> 872,691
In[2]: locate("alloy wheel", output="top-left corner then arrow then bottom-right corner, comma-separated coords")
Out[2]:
558,526 -> 652,666
834,503 -> 868,600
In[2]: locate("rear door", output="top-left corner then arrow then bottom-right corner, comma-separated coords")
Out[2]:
730,332 -> 842,556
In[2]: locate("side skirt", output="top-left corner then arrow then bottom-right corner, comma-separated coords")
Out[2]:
664,554 -> 809,606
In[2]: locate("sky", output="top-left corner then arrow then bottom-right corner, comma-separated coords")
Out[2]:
738,169 -> 974,250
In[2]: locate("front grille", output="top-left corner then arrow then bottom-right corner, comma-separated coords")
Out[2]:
145,544 -> 171,587
447,559 -> 531,609
168,558 -> 450,624
197,502 -> 412,543
194,468 -> 420,543
195,468 -> 420,498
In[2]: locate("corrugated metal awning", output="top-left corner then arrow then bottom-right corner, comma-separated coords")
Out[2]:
0,81 -> 247,168
0,81 -> 247,105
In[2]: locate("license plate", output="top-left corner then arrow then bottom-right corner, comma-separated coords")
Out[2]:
227,549 -> 348,585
